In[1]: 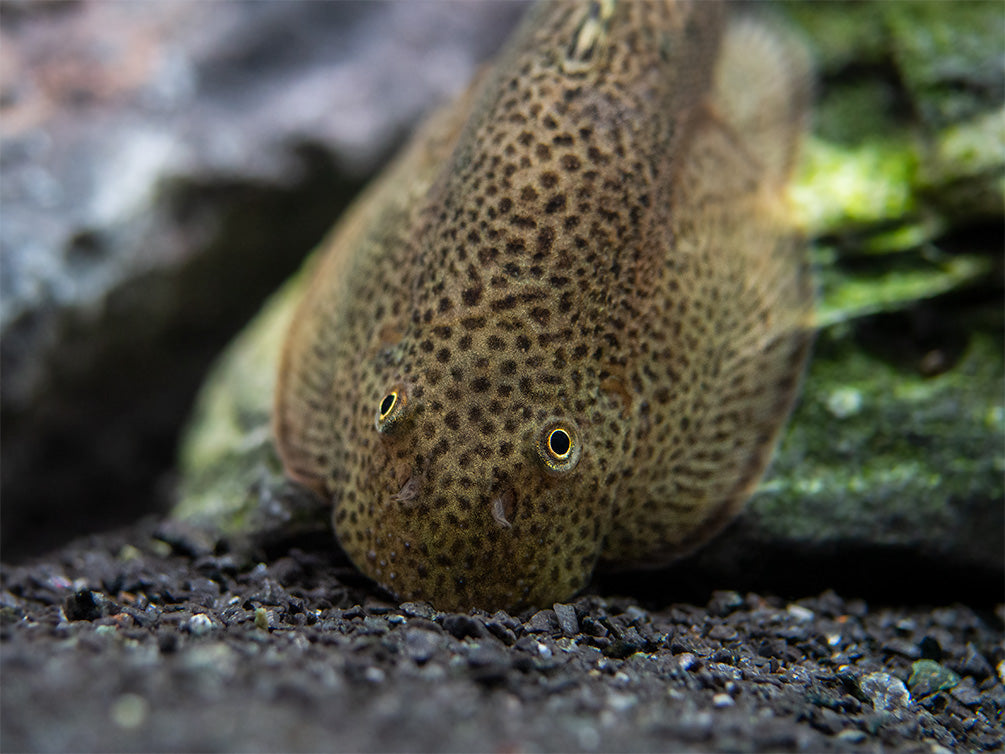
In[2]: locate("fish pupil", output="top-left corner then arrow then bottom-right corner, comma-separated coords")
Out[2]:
548,429 -> 572,458
380,393 -> 397,419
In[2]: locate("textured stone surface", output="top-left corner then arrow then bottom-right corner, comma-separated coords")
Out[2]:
1,523 -> 1002,752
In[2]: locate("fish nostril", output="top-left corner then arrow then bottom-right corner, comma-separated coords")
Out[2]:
393,474 -> 421,504
491,487 -> 517,528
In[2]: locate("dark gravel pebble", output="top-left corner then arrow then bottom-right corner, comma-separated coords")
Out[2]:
62,589 -> 102,622
525,608 -> 559,634
441,613 -> 486,640
1,520 -> 1003,753
552,602 -> 579,636
909,659 -> 962,698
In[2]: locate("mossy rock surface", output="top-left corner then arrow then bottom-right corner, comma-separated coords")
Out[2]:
175,1 -> 1004,582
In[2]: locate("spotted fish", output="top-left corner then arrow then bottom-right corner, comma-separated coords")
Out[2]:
274,0 -> 814,611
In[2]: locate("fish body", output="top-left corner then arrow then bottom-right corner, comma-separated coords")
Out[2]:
274,0 -> 813,611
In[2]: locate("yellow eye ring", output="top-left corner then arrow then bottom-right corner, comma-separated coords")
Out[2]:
536,420 -> 580,473
375,386 -> 408,432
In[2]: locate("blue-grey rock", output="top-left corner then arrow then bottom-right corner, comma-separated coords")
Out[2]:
859,672 -> 911,712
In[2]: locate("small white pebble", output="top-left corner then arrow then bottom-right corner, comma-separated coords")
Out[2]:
254,607 -> 270,631
675,653 -> 698,672
110,693 -> 149,730
712,693 -> 734,708
826,633 -> 842,647
364,666 -> 386,683
607,692 -> 637,712
786,604 -> 815,622
419,663 -> 446,682
859,672 -> 910,711
186,613 -> 215,636
837,729 -> 866,743
117,544 -> 142,562
826,387 -> 862,418
148,539 -> 172,558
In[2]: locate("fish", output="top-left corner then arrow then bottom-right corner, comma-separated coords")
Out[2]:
273,0 -> 814,612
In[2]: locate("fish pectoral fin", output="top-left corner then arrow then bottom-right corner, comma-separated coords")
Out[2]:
712,15 -> 813,182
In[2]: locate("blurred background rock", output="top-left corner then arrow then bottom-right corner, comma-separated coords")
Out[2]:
0,0 -> 527,559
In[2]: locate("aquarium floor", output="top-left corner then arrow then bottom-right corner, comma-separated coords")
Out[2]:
2,518 -> 1002,753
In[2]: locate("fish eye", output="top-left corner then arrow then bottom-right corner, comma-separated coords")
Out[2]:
375,386 -> 408,432
536,420 -> 581,473
548,428 -> 572,458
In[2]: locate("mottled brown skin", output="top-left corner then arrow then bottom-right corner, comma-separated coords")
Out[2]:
274,1 -> 814,612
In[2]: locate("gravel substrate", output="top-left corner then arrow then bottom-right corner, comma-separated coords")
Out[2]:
2,519 -> 1003,753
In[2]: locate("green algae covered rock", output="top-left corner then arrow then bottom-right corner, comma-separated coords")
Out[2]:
174,271 -> 330,547
740,327 -> 1002,568
175,2 -> 1004,581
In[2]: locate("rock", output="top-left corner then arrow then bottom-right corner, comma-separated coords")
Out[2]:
786,604 -> 815,623
949,677 -> 984,708
400,602 -> 438,621
63,589 -> 102,622
253,607 -> 269,632
884,639 -> 923,661
956,643 -> 994,681
883,2 -> 1003,130
858,672 -> 911,712
402,628 -> 444,665
837,729 -> 867,744
525,610 -> 560,635
440,614 -> 486,641
754,0 -> 1004,601
708,625 -> 739,642
708,591 -> 745,617
0,0 -> 528,560
553,603 -> 579,637
907,659 -> 961,698
184,613 -> 216,637
464,642 -> 512,682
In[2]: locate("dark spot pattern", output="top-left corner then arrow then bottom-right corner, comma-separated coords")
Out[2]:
274,1 -> 813,612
